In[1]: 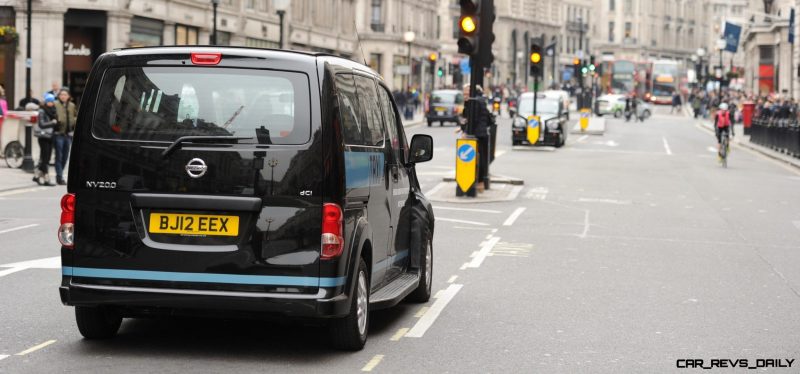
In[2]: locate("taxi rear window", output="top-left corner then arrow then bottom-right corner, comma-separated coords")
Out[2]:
92,66 -> 311,145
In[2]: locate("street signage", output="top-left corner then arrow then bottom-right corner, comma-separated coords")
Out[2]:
526,115 -> 540,145
455,138 -> 477,195
723,22 -> 741,53
460,58 -> 471,74
394,65 -> 411,75
580,109 -> 591,131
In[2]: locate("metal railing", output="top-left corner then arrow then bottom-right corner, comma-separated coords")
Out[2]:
749,116 -> 800,158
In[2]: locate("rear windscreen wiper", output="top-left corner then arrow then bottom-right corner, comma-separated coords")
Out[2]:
161,136 -> 254,159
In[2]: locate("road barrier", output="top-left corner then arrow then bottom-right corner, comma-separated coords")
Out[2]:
749,117 -> 800,158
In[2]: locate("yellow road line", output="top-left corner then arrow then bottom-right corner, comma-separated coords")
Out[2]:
16,340 -> 56,356
361,354 -> 385,372
414,306 -> 429,318
447,275 -> 458,283
390,328 -> 409,341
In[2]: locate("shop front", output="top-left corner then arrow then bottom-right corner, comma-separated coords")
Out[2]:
63,10 -> 106,106
0,7 -> 15,106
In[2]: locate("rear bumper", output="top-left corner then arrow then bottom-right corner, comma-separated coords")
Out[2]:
425,114 -> 459,123
59,279 -> 351,319
512,127 -> 561,146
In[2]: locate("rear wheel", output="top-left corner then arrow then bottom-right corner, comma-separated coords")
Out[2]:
614,110 -> 622,118
440,121 -> 444,126
330,258 -> 369,351
427,121 -> 432,127
4,141 -> 23,168
75,306 -> 122,339
407,232 -> 432,303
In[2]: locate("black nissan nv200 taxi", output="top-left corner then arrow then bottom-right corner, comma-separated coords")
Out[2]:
58,47 -> 435,350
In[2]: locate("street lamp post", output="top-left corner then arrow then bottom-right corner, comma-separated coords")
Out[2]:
404,31 -> 415,92
21,0 -> 34,173
696,47 -> 706,89
717,38 -> 726,100
274,0 -> 290,49
211,0 -> 219,45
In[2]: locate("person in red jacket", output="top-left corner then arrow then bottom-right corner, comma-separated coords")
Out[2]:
715,103 -> 734,156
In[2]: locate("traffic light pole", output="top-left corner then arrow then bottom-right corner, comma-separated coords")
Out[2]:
533,75 -> 538,116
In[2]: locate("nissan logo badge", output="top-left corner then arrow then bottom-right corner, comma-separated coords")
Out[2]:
185,158 -> 208,178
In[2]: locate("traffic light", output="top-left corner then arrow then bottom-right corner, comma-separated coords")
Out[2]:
529,38 -> 543,78
457,0 -> 480,55
477,0 -> 495,66
437,67 -> 444,77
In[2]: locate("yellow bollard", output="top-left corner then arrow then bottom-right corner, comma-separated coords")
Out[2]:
455,138 -> 478,197
526,115 -> 541,145
580,109 -> 590,132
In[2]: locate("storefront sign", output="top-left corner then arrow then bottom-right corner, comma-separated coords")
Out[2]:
64,42 -> 91,56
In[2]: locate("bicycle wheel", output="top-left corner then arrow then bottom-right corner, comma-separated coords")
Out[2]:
720,137 -> 728,168
3,141 -> 24,168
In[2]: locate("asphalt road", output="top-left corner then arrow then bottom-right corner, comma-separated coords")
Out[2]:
1,107 -> 799,373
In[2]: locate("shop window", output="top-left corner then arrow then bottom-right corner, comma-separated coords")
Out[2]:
130,16 -> 163,47
175,24 -> 198,45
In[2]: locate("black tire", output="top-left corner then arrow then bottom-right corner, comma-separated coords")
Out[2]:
407,233 -> 433,303
4,141 -> 24,168
643,110 -> 651,119
427,121 -> 432,127
614,110 -> 622,118
75,306 -> 122,339
330,258 -> 369,351
439,121 -> 444,126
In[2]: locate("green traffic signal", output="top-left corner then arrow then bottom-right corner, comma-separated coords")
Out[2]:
581,66 -> 589,75
589,64 -> 596,72
437,68 -> 444,77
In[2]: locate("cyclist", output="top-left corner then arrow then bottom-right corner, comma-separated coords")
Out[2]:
715,102 -> 734,157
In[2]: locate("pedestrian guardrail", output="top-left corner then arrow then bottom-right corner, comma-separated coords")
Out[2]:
749,117 -> 800,158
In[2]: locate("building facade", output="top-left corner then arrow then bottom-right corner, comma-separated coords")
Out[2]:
8,0 -> 358,107
590,0 -> 710,66
741,0 -> 798,97
355,0 -> 439,95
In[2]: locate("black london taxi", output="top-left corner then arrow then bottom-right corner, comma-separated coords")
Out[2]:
57,46 -> 435,351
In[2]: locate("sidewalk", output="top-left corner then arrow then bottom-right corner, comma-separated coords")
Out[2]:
402,111 -> 426,128
0,163 -> 40,192
695,120 -> 800,169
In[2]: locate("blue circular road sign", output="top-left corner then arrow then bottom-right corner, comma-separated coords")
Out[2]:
457,143 -> 476,162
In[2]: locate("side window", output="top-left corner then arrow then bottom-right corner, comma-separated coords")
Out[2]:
377,85 -> 407,163
335,73 -> 364,145
354,75 -> 385,147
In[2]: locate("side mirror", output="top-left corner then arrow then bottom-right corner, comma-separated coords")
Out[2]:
408,134 -> 433,164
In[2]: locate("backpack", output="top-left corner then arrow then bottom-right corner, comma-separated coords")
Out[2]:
716,110 -> 731,128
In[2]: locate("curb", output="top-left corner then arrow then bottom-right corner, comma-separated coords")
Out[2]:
442,175 -> 524,186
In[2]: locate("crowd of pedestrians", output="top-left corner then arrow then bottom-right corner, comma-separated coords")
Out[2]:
16,81 -> 77,186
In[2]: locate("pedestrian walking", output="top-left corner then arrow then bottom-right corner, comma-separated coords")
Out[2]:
33,94 -> 57,186
53,88 -> 77,185
670,92 -> 682,114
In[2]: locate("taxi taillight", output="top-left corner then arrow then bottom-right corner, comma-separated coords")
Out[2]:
59,193 -> 75,248
321,203 -> 343,260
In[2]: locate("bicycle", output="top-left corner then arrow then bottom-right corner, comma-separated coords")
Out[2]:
719,132 -> 730,168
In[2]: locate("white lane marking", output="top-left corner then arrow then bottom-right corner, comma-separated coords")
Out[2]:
434,206 -> 502,213
0,187 -> 46,197
662,137 -> 672,155
577,135 -> 589,143
503,207 -> 526,226
361,355 -> 385,372
525,187 -> 549,200
414,307 -> 429,318
459,263 -> 469,270
467,236 -> 501,268
0,256 -> 61,278
0,354 -> 8,361
16,340 -> 56,356
425,181 -> 446,197
447,275 -> 458,283
0,223 -> 39,235
579,210 -> 591,239
495,150 -> 507,158
507,185 -> 524,201
437,217 -> 489,226
390,328 -> 409,341
405,284 -> 463,338
577,198 -> 632,205
707,146 -> 717,153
